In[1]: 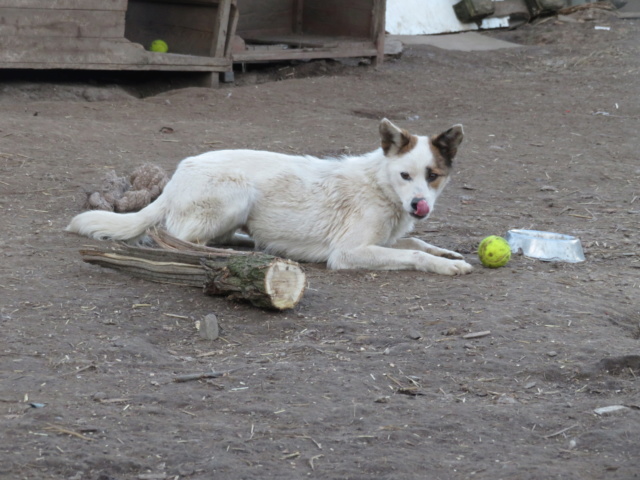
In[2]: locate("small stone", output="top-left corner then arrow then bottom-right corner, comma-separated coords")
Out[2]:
407,329 -> 422,340
594,405 -> 630,416
497,395 -> 517,405
92,392 -> 107,402
547,351 -> 558,357
199,314 -> 219,340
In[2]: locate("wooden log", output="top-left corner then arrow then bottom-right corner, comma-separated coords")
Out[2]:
79,236 -> 305,310
202,255 -> 306,311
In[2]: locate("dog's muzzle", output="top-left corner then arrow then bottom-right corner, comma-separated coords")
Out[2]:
410,198 -> 430,218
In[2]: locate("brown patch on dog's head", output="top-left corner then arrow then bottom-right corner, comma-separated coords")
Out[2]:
425,166 -> 448,190
430,125 -> 464,168
380,118 -> 418,156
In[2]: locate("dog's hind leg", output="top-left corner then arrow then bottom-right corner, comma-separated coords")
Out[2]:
163,185 -> 256,245
165,204 -> 251,244
208,231 -> 255,249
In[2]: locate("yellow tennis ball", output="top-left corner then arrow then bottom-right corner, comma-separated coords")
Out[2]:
478,235 -> 511,268
150,39 -> 169,53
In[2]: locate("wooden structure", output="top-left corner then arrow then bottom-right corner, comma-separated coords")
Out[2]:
0,0 -> 386,83
0,0 -> 237,85
232,0 -> 386,65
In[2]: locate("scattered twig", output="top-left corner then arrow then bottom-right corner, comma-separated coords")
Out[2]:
95,398 -> 130,404
396,386 -> 425,396
463,330 -> 491,339
0,151 -> 31,159
60,364 -> 96,377
298,435 -> 322,450
173,370 -> 231,383
542,424 -> 579,439
309,454 -> 324,471
385,374 -> 404,387
44,423 -> 94,441
281,451 -> 300,460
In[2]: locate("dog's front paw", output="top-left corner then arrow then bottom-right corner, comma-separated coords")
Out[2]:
431,258 -> 473,275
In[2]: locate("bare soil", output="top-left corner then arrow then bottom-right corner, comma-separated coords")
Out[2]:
1,10 -> 639,480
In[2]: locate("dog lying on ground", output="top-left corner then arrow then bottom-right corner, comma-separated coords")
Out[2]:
66,119 -> 473,275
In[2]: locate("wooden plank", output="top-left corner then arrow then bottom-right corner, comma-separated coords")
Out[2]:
0,36 -> 231,71
0,8 -> 125,38
127,2 -> 220,33
134,0 -> 220,7
303,0 -> 374,38
619,12 -> 640,19
372,0 -> 386,66
243,34 -> 370,48
293,0 -> 304,34
1,60 -> 231,72
224,3 -> 240,57
210,0 -> 233,58
134,0 -> 221,5
0,0 -> 126,10
233,42 -> 377,62
235,0 -> 294,37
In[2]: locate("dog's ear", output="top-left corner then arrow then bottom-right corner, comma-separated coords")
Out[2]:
379,118 -> 417,156
431,125 -> 464,167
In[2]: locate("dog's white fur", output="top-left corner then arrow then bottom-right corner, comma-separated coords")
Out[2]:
67,119 -> 473,275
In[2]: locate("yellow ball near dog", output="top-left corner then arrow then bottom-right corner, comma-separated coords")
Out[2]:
150,39 -> 169,53
478,235 -> 511,268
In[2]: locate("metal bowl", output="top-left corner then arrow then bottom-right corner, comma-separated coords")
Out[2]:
505,229 -> 585,263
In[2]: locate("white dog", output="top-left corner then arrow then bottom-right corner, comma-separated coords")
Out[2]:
67,119 -> 473,275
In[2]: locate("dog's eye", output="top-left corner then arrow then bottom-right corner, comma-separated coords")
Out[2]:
426,169 -> 439,182
400,172 -> 411,181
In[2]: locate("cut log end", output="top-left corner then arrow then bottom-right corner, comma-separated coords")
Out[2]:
202,255 -> 306,310
264,260 -> 306,310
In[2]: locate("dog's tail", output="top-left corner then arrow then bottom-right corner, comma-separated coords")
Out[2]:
65,195 -> 167,241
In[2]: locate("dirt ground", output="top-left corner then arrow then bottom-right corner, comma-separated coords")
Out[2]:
1,8 -> 639,480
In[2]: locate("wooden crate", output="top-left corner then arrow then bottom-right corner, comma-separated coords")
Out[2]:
232,0 -> 386,65
125,0 -> 238,59
0,0 -> 237,84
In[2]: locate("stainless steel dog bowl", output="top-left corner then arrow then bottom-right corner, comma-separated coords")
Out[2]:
505,229 -> 585,263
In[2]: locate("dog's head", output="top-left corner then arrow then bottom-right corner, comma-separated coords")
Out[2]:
379,118 -> 463,220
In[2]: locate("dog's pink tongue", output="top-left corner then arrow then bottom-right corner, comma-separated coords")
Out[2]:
415,200 -> 430,217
